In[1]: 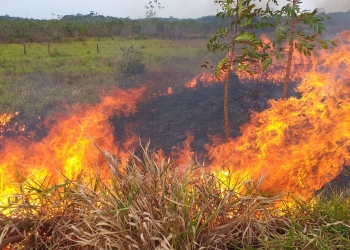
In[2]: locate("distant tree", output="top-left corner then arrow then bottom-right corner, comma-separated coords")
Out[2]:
89,11 -> 98,17
145,0 -> 164,18
207,0 -> 276,140
272,0 -> 337,99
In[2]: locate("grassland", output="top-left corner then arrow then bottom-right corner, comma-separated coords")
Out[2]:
0,38 -> 220,121
0,38 -> 349,249
0,146 -> 349,249
0,38 -> 211,74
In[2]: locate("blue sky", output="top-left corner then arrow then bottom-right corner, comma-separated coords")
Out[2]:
0,0 -> 348,20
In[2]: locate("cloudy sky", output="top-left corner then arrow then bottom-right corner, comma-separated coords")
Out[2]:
0,0 -> 349,20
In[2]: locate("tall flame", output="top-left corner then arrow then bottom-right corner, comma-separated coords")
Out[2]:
0,87 -> 146,207
207,30 -> 350,198
1,31 -> 350,210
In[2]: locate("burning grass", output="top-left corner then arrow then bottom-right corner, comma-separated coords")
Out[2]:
1,29 -> 350,250
1,144 -> 349,249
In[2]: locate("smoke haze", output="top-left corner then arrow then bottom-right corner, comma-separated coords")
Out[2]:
304,0 -> 350,13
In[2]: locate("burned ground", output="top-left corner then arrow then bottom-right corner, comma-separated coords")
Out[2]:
1,76 -> 348,192
109,77 -> 349,191
110,77 -> 298,156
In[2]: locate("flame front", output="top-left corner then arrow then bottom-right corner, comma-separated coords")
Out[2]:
208,31 -> 350,198
0,87 -> 146,208
1,31 -> 350,211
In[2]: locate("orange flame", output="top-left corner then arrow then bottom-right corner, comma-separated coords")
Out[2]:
0,87 -> 146,207
0,112 -> 26,136
0,113 -> 18,127
185,72 -> 220,89
176,131 -> 195,168
207,31 -> 350,198
1,31 -> 350,212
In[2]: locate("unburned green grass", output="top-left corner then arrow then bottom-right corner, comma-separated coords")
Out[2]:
0,38 -> 212,75
0,38 -> 221,121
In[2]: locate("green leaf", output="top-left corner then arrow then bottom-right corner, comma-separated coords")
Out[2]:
247,50 -> 260,59
235,31 -> 261,48
289,36 -> 294,46
236,63 -> 254,75
216,57 -> 228,78
262,57 -> 273,72
241,15 -> 253,27
331,40 -> 338,47
318,40 -> 329,49
238,0 -> 243,16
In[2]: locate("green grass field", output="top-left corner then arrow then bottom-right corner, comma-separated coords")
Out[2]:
0,38 -> 210,74
0,38 -> 220,120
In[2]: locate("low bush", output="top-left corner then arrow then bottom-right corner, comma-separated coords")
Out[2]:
116,45 -> 145,82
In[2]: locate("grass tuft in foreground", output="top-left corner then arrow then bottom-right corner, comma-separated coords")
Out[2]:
0,144 -> 349,249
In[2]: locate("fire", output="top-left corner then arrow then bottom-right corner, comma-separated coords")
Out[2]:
0,113 -> 17,127
236,34 -> 314,84
176,132 -> 195,168
0,87 -> 146,209
1,30 -> 350,215
207,30 -> 350,198
186,35 -> 314,88
213,169 -> 251,195
185,72 -> 219,89
0,112 -> 26,136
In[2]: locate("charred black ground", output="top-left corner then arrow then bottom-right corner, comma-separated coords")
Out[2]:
109,77 -> 349,191
110,77 -> 299,156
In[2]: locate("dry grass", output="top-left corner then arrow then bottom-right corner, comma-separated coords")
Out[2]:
0,144 -> 349,249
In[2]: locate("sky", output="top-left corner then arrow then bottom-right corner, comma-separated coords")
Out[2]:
0,0 -> 349,20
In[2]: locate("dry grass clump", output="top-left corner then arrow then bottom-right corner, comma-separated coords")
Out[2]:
1,144 -> 349,249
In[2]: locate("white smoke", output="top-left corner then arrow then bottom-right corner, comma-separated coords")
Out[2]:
315,0 -> 350,13
260,0 -> 350,13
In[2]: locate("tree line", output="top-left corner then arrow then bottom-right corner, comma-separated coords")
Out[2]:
0,15 -> 231,43
0,10 -> 348,43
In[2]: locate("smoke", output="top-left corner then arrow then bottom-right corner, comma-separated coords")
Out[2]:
258,0 -> 350,13
196,0 -> 350,19
303,0 -> 350,13
160,0 -> 217,18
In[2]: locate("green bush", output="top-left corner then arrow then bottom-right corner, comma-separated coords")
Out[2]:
116,45 -> 145,80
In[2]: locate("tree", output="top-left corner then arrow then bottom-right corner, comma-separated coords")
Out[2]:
145,0 -> 164,19
207,0 -> 276,141
272,0 -> 337,99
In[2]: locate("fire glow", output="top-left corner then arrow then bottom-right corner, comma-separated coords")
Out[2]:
1,31 -> 350,212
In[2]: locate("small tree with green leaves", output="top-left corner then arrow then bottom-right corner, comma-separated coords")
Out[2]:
207,0 -> 276,140
272,0 -> 337,99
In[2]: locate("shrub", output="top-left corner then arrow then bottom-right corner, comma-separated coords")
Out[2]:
116,45 -> 145,80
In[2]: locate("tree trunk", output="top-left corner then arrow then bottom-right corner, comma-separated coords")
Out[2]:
224,0 -> 239,141
224,69 -> 231,140
282,0 -> 296,100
